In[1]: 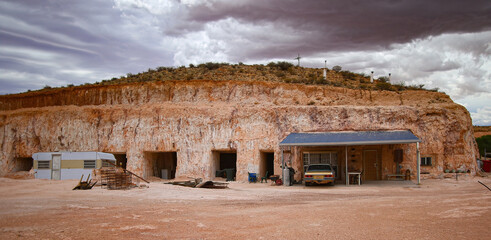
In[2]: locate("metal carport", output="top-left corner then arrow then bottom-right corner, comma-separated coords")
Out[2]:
279,130 -> 422,185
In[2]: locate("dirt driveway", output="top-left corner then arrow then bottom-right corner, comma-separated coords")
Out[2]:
0,177 -> 490,239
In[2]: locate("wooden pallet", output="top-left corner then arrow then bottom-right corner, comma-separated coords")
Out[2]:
100,168 -> 132,190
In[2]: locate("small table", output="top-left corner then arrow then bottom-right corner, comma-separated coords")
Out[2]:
348,172 -> 361,185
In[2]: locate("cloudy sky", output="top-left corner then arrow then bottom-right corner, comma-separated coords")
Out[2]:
0,0 -> 490,124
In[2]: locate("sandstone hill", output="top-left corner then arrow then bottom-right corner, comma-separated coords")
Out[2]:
474,126 -> 491,138
4,62 -> 436,98
0,64 -> 479,180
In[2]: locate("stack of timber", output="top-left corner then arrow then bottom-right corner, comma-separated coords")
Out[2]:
94,160 -> 150,190
100,168 -> 132,190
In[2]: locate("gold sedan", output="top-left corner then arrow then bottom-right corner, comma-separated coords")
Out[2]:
304,164 -> 335,186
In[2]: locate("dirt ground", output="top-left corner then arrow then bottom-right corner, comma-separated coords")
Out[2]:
0,177 -> 490,240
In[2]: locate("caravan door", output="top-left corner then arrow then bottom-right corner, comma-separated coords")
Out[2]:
51,154 -> 61,180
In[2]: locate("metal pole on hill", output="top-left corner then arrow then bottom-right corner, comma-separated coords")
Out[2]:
294,54 -> 301,67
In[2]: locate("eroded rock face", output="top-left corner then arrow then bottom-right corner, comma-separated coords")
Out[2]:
0,80 -> 479,180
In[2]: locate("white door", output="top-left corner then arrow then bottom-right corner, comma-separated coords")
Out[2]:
51,155 -> 61,180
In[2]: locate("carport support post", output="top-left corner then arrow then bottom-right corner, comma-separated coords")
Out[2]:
281,149 -> 284,184
417,142 -> 421,185
345,145 -> 348,186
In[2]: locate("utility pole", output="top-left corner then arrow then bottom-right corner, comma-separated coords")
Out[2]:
294,54 -> 301,67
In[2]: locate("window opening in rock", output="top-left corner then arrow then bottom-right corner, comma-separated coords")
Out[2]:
420,156 -> 432,166
14,157 -> 33,172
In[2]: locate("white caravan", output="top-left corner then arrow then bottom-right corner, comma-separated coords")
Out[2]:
32,152 -> 116,180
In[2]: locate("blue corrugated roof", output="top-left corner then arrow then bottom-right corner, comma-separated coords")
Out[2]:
279,130 -> 421,146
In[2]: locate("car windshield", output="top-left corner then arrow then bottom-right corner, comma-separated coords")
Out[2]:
307,165 -> 332,171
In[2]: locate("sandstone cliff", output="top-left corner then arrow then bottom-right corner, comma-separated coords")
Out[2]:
0,80 -> 479,180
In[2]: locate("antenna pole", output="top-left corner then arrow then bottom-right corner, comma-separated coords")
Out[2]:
294,54 -> 301,67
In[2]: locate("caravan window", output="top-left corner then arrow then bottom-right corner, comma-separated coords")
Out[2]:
38,161 -> 50,169
102,160 -> 114,167
84,160 -> 96,169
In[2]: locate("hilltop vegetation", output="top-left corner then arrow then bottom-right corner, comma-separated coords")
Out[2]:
36,62 -> 438,93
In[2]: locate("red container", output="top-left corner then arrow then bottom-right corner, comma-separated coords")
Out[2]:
482,160 -> 491,172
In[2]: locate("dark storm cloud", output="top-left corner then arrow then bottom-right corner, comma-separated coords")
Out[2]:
0,0 -> 174,94
183,0 -> 491,59
0,0 -> 489,124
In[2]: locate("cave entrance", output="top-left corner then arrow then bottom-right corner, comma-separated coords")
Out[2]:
212,151 -> 237,181
144,152 -> 177,179
14,157 -> 33,172
260,152 -> 274,180
112,153 -> 127,169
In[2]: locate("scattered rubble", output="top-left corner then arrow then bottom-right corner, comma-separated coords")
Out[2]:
165,178 -> 228,189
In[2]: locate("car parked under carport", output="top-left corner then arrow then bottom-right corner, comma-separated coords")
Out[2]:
304,164 -> 335,186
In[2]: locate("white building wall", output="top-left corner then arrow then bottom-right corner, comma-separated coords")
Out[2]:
60,169 -> 94,180
34,168 -> 94,180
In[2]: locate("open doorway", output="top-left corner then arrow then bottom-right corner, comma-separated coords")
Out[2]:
260,152 -> 274,180
112,153 -> 127,169
144,151 -> 178,179
212,151 -> 237,181
14,157 -> 33,172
